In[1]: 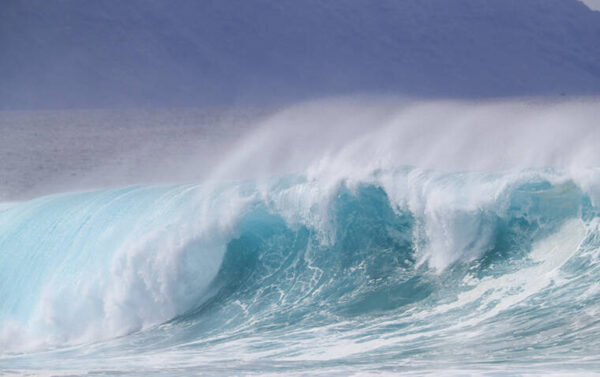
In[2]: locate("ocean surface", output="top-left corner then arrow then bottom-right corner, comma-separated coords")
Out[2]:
2,101 -> 600,376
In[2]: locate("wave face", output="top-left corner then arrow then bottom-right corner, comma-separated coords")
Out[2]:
2,164 -> 600,375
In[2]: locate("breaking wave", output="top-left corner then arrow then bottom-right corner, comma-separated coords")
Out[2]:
2,99 -> 600,375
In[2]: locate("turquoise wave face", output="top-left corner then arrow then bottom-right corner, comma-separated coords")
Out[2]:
2,167 -> 600,375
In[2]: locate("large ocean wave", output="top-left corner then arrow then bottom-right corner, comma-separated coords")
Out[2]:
2,100 -> 600,375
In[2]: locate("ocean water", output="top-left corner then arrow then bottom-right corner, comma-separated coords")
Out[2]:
2,167 -> 600,376
2,101 -> 600,376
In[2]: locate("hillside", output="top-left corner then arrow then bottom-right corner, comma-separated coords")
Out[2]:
1,0 -> 600,109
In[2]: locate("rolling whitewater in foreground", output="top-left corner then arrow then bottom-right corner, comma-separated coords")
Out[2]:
2,100 -> 600,376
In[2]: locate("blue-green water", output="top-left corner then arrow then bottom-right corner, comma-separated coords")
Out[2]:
2,167 -> 600,376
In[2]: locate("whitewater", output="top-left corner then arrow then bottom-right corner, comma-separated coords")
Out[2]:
2,99 -> 600,376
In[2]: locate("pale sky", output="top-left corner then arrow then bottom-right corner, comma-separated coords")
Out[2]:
581,0 -> 600,10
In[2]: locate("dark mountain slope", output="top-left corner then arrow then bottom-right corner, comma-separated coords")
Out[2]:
1,0 -> 599,109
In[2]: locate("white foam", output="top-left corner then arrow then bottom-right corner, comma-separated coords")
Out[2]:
434,218 -> 587,321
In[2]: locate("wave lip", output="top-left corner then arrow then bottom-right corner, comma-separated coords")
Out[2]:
0,184 -> 246,351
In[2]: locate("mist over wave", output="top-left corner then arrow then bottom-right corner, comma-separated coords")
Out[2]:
213,98 -> 600,175
3,98 -> 600,200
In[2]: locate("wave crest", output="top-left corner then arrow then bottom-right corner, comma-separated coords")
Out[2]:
0,166 -> 596,352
